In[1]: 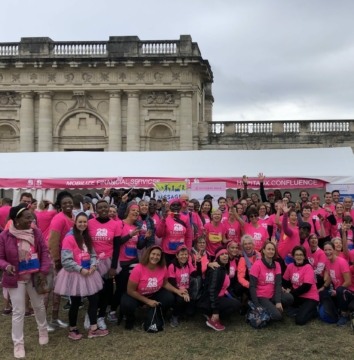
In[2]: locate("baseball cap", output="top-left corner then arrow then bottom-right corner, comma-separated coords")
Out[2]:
267,192 -> 274,197
83,196 -> 92,204
204,194 -> 213,200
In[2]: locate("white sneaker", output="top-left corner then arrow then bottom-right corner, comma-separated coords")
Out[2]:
84,313 -> 90,330
47,324 -> 56,332
97,317 -> 107,330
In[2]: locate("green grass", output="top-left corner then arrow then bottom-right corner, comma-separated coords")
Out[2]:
0,296 -> 353,360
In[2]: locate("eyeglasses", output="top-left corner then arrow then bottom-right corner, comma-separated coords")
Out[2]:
294,253 -> 305,257
249,215 -> 258,219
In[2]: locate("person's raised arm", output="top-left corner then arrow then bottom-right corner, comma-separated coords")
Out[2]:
239,175 -> 249,200
231,205 -> 245,228
281,204 -> 293,237
341,223 -> 349,257
258,173 -> 267,203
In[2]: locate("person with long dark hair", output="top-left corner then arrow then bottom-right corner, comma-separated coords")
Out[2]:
54,213 -> 108,339
198,200 -> 212,225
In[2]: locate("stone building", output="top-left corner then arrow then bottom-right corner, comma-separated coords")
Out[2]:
1,35 -> 353,153
0,35 -> 214,152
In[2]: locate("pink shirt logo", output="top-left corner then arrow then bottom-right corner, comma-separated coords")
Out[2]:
254,232 -> 262,241
173,224 -> 184,232
228,228 -> 235,236
180,273 -> 189,287
147,277 -> 158,289
330,269 -> 336,281
230,266 -> 236,277
291,273 -> 300,284
265,272 -> 274,282
95,228 -> 108,237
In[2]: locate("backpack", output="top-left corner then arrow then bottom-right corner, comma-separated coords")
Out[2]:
246,301 -> 271,329
189,275 -> 203,301
143,305 -> 165,333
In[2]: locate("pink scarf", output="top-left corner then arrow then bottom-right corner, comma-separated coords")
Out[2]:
9,223 -> 35,262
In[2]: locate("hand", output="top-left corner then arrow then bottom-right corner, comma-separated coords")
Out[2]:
108,268 -> 116,279
331,290 -> 337,297
211,314 -> 219,322
36,272 -> 47,287
146,299 -> 159,307
271,236 -> 277,245
282,204 -> 290,214
122,194 -> 128,203
54,260 -> 62,271
130,228 -> 140,237
242,175 -> 248,185
6,265 -> 16,276
202,228 -> 207,236
258,173 -> 265,182
80,268 -> 90,276
89,265 -> 97,275
162,210 -> 169,220
183,293 -> 190,302
275,303 -> 283,312
295,202 -> 301,211
162,197 -> 167,205
324,207 -> 332,214
285,288 -> 291,293
176,288 -> 188,297
208,262 -> 220,269
103,188 -> 111,197
195,253 -> 201,262
145,229 -> 153,238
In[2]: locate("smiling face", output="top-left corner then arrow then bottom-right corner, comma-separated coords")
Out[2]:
211,210 -> 222,222
76,215 -> 88,232
148,199 -> 157,213
258,205 -> 266,217
240,200 -> 247,211
324,193 -> 332,205
61,197 -> 74,215
228,242 -> 238,257
311,196 -> 320,208
96,201 -> 109,218
170,201 -> 181,213
108,206 -> 117,219
335,203 -> 344,215
242,238 -> 254,253
324,243 -> 334,260
308,235 -> 318,248
262,242 -> 275,260
343,197 -> 353,210
300,191 -> 308,203
294,249 -> 305,265
236,204 -> 243,215
15,210 -> 33,230
218,252 -> 229,264
139,201 -> 148,215
149,249 -> 162,265
332,191 -> 340,204
333,239 -> 342,252
176,249 -> 189,265
195,238 -> 206,252
201,201 -> 211,213
128,206 -> 140,221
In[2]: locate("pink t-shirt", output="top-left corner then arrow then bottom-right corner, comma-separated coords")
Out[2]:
88,218 -> 122,259
202,214 -> 210,224
278,227 -> 300,260
119,222 -> 139,262
349,249 -> 354,264
244,223 -> 269,251
311,208 -> 330,237
204,222 -> 226,256
151,213 -> 161,228
268,214 -> 283,237
218,274 -> 230,296
307,247 -> 326,276
229,258 -> 237,279
158,217 -> 187,253
36,210 -> 57,240
168,262 -> 195,289
258,218 -> 270,230
62,234 -> 91,270
326,256 -> 350,289
250,260 -> 281,299
48,212 -> 74,246
129,263 -> 168,295
0,205 -> 11,229
331,216 -> 343,238
283,263 -> 319,301
220,210 -> 229,224
224,220 -> 241,244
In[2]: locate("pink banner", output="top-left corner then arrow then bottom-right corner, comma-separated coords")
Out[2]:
0,177 -> 327,189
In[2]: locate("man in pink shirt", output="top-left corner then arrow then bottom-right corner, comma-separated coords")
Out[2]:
0,198 -> 12,229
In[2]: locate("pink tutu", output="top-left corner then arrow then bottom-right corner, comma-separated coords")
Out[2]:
97,257 -> 112,277
54,269 -> 103,297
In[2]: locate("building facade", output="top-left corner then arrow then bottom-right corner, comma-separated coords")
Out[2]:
1,36 -> 353,153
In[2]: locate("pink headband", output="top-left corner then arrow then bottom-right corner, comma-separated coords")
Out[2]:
310,194 -> 320,201
215,249 -> 228,259
176,245 -> 188,253
227,241 -> 238,249
130,204 -> 139,210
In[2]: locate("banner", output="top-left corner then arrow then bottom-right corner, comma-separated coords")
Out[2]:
191,182 -> 226,210
0,177 -> 327,190
154,182 -> 187,201
326,184 -> 354,202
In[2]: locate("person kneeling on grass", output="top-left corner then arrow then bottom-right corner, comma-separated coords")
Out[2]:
120,245 -> 187,330
54,213 -> 108,340
198,247 -> 241,331
282,245 -> 319,325
168,245 -> 202,327
249,241 -> 294,321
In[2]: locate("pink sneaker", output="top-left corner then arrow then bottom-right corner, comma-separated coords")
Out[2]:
68,329 -> 83,340
88,328 -> 109,338
14,344 -> 25,359
39,329 -> 49,345
206,318 -> 225,331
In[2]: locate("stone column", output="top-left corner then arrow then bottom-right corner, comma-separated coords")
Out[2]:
126,90 -> 140,151
107,91 -> 122,151
38,92 -> 53,152
19,92 -> 35,152
178,90 -> 193,150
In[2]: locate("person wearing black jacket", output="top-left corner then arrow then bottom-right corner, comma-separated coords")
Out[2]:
282,246 -> 319,325
197,247 -> 241,331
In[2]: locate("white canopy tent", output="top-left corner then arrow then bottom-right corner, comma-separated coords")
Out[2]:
1,147 -> 354,204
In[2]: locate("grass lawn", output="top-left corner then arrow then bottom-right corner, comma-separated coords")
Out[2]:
0,295 -> 352,360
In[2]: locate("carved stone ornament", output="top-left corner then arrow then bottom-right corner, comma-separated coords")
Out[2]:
47,73 -> 56,82
0,92 -> 17,106
146,91 -> 174,105
65,73 -> 75,83
12,74 -> 20,83
100,73 -> 109,82
82,73 -> 92,83
154,72 -> 163,83
68,92 -> 96,111
30,74 -> 38,83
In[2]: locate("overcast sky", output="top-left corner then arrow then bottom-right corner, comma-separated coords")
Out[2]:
2,0 -> 354,121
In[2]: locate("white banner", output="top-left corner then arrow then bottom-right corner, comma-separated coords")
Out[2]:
191,182 -> 226,210
326,184 -> 354,202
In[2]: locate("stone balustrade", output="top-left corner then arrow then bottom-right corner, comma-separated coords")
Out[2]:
0,43 -> 19,56
53,42 -> 107,56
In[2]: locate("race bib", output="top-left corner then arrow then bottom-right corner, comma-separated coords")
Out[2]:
168,239 -> 184,251
18,253 -> 40,275
209,233 -> 222,242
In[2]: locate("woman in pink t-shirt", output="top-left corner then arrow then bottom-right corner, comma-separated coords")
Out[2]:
36,200 -> 57,240
204,210 -> 227,257
226,241 -> 242,298
307,234 -> 326,288
318,241 -> 351,326
283,245 -> 319,325
108,205 -> 118,221
54,213 -> 107,340
249,242 -> 294,321
198,200 -> 212,225
190,235 -> 210,278
168,245 -> 202,327
331,203 -> 344,238
232,206 -> 269,252
197,247 -> 241,331
224,208 -> 242,245
332,235 -> 349,261
301,205 -> 325,238
257,203 -> 270,230
156,199 -> 192,266
120,245 -> 187,330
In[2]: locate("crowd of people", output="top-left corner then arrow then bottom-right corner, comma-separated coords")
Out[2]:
1,173 -> 354,358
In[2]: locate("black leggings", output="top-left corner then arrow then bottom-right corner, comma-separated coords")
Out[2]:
120,288 -> 174,328
292,296 -> 319,325
69,294 -> 99,327
316,274 -> 324,289
97,278 -> 113,318
172,293 -> 196,317
199,296 -> 241,318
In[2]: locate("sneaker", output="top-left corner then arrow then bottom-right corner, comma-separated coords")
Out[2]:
170,316 -> 179,328
62,301 -> 71,311
97,317 -> 107,330
287,308 -> 299,317
337,315 -> 348,327
84,313 -> 90,330
2,308 -> 12,316
79,301 -> 84,310
25,309 -> 35,317
107,312 -> 117,323
47,324 -> 56,333
206,318 -> 225,331
88,328 -> 109,338
50,318 -> 69,328
14,344 -> 25,359
68,328 -> 83,340
39,329 -> 49,345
